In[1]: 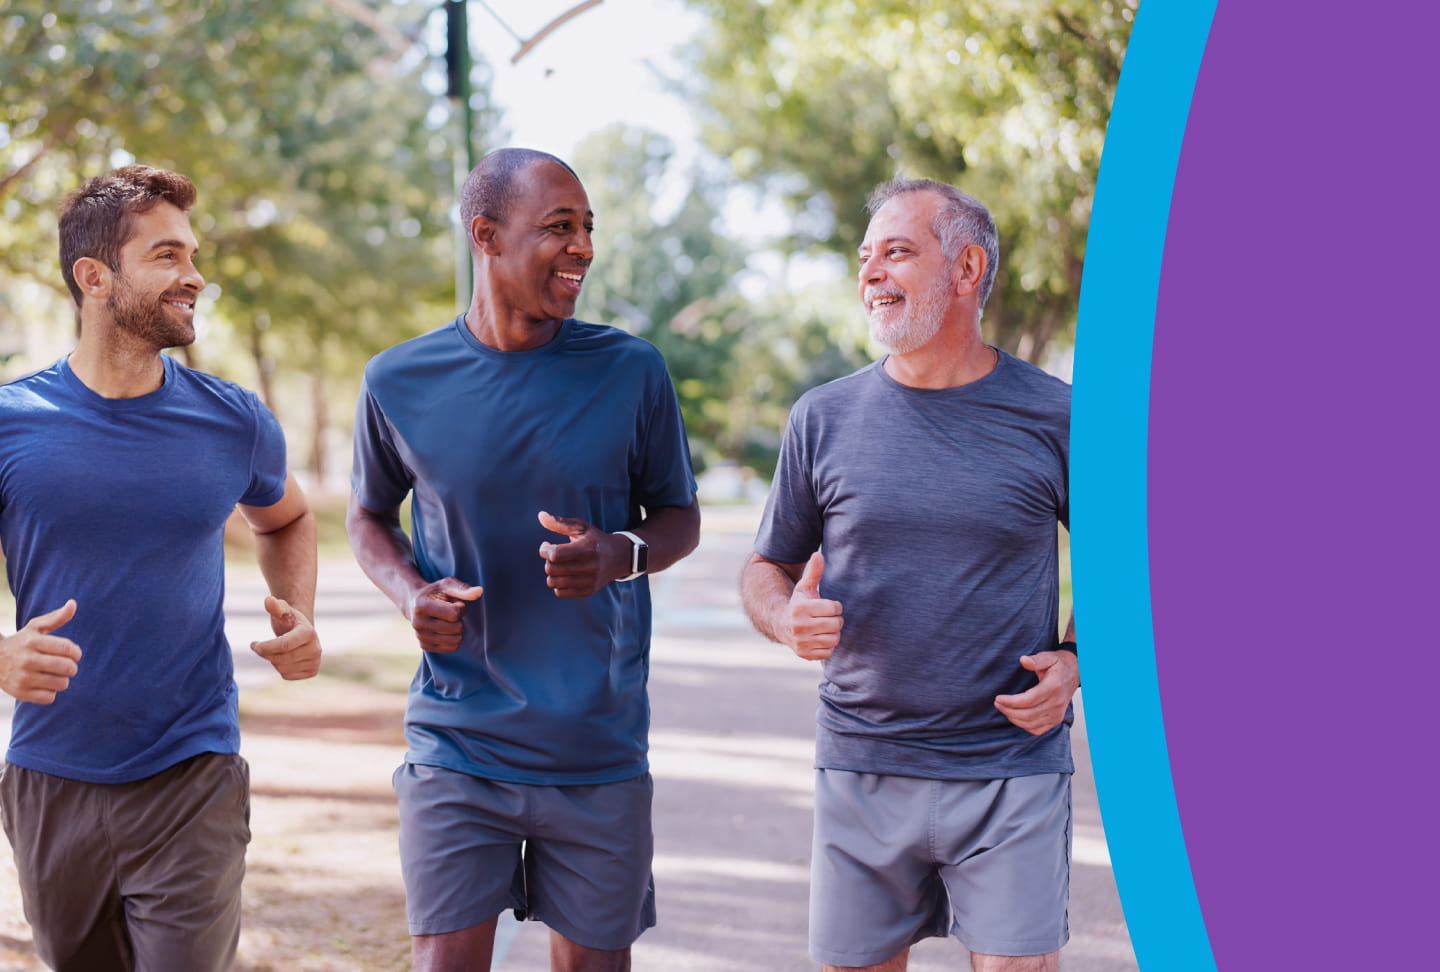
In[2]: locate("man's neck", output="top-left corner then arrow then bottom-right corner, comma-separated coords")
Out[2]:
68,321 -> 168,399
464,299 -> 562,353
883,327 -> 998,390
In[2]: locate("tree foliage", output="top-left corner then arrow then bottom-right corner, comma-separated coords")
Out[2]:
678,0 -> 1134,364
1,0 -> 495,476
573,125 -> 868,479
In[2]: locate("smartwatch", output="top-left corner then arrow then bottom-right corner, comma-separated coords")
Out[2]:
615,530 -> 649,581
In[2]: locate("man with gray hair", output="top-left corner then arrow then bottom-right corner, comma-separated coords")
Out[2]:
741,178 -> 1076,971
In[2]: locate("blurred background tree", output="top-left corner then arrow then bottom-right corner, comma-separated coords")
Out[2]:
679,0 -> 1134,366
1,0 -> 489,482
2,0 -> 1131,488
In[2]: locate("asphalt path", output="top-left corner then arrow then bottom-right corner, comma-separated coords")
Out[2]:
2,503 -> 1136,970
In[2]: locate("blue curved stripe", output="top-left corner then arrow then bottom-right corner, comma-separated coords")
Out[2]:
1071,2 -> 1218,970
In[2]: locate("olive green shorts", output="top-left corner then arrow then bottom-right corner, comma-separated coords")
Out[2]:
0,752 -> 251,972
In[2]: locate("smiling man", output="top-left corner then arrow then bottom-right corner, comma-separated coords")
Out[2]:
742,179 -> 1077,972
0,164 -> 322,971
347,147 -> 699,972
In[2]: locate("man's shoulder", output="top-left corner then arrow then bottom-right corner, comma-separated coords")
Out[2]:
995,352 -> 1070,411
565,319 -> 665,361
0,361 -> 63,407
794,362 -> 882,408
363,319 -> 463,386
168,357 -> 262,402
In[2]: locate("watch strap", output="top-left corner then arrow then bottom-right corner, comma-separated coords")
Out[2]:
616,530 -> 647,582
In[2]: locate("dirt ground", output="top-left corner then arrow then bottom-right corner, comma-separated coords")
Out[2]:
2,507 -> 1133,972
1,643 -> 418,972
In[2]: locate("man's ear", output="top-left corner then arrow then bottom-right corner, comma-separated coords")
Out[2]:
72,257 -> 112,301
471,215 -> 501,255
953,244 -> 987,298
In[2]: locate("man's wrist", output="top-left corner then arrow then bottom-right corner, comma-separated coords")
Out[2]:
615,530 -> 648,581
1056,640 -> 1077,655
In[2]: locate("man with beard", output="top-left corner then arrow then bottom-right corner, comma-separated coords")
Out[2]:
741,179 -> 1076,972
0,164 -> 321,971
348,147 -> 699,971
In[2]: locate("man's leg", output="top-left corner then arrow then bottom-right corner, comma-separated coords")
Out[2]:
114,753 -> 250,972
939,774 -> 1071,964
970,951 -> 1059,972
0,762 -> 134,972
412,916 -> 499,972
394,764 -> 528,966
822,947 -> 910,972
808,771 -> 949,969
521,774 -> 656,960
550,929 -> 631,972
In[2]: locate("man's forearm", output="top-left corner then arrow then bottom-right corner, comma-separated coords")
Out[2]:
631,498 -> 701,574
254,510 -> 317,619
740,554 -> 799,645
346,498 -> 427,617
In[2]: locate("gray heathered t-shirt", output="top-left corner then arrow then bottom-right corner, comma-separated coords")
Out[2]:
755,352 -> 1071,780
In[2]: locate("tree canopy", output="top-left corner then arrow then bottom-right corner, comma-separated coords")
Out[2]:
679,0 -> 1134,364
1,0 -> 492,475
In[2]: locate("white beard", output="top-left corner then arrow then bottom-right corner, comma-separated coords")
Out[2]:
867,273 -> 950,355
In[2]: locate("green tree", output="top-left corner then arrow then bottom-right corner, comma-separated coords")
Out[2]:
678,0 -> 1134,364
572,124 -> 867,479
1,0 -> 497,477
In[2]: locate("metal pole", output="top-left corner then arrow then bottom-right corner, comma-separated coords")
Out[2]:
447,0 -> 475,309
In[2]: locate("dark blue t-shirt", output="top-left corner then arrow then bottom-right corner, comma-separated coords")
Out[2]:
0,355 -> 287,783
351,316 -> 696,785
755,353 -> 1072,780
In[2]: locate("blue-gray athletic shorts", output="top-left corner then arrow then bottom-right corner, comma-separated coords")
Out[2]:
394,762 -> 656,950
810,770 -> 1071,966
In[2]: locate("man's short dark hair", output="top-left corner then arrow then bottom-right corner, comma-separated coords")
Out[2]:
866,178 -> 1000,310
59,165 -> 197,308
460,147 -> 579,229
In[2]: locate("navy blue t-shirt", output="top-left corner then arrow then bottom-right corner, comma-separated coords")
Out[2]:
351,316 -> 696,785
756,353 -> 1072,780
0,355 -> 287,782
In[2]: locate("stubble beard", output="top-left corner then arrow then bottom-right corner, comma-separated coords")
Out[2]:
867,272 -> 951,356
108,272 -> 196,350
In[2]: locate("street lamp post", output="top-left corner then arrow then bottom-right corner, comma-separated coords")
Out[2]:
445,0 -> 605,309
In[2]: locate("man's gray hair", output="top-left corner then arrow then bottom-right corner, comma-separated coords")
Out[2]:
866,178 -> 999,309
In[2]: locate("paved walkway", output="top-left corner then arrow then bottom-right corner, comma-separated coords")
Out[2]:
1,504 -> 1136,970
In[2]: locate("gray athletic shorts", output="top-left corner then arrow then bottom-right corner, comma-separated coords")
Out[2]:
810,769 -> 1071,966
394,761 -> 656,950
0,752 -> 251,972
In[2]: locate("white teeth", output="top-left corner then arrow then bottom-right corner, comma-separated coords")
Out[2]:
873,296 -> 900,307
556,271 -> 582,282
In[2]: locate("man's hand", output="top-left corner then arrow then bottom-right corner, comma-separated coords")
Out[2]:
788,552 -> 844,661
537,511 -> 627,598
0,599 -> 81,704
250,595 -> 322,680
994,650 -> 1080,735
407,578 -> 484,653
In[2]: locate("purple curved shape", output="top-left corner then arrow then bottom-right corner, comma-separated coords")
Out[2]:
1150,2 -> 1438,968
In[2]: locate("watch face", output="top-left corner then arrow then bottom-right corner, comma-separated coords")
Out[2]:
634,541 -> 649,574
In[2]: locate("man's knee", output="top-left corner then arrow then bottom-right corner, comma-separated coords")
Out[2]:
549,929 -> 632,972
970,950 -> 1060,972
412,917 -> 500,972
822,948 -> 910,972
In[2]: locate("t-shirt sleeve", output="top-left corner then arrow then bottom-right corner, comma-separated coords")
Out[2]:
633,361 -> 697,511
754,401 -> 823,565
350,378 -> 414,511
242,396 -> 288,508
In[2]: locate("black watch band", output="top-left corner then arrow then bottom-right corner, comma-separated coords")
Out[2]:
1056,640 -> 1077,656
